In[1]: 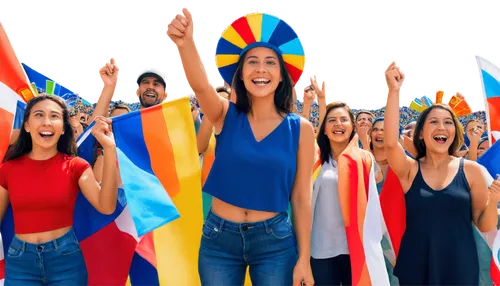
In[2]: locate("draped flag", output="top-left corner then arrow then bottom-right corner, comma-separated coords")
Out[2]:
312,144 -> 321,183
337,141 -> 389,285
379,168 -> 406,261
476,56 -> 500,144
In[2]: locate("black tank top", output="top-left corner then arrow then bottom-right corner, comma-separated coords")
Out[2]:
394,158 -> 479,285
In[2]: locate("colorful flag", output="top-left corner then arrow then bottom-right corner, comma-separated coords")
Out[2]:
76,190 -> 138,285
379,168 -> 406,260
337,141 -> 389,285
476,56 -> 500,144
22,63 -> 75,97
0,23 -> 34,162
113,97 -> 202,285
312,144 -> 321,183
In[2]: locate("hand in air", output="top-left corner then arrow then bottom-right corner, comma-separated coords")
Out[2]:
167,8 -> 194,48
385,61 -> 405,92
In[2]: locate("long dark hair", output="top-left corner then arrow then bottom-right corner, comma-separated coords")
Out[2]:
413,104 -> 464,160
4,94 -> 77,162
317,102 -> 356,164
232,49 -> 293,115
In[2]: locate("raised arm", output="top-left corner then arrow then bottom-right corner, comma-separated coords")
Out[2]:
79,118 -> 118,215
167,9 -> 228,133
384,62 -> 415,186
311,76 -> 326,133
88,59 -> 118,122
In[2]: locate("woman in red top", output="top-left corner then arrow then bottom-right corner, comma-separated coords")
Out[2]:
0,95 -> 118,285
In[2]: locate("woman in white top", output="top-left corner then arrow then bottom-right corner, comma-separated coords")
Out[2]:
311,102 -> 356,285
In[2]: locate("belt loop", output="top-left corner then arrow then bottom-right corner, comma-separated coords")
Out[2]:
53,235 -> 60,249
218,216 -> 224,233
263,220 -> 270,233
72,229 -> 78,242
21,240 -> 26,252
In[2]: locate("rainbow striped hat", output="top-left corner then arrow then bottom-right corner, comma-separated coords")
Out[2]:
215,13 -> 305,86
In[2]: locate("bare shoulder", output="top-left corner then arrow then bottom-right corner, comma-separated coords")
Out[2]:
298,117 -> 314,140
462,158 -> 484,180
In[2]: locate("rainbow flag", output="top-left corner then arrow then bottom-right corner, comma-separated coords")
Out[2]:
114,97 -> 203,285
477,56 -> 500,144
337,140 -> 389,285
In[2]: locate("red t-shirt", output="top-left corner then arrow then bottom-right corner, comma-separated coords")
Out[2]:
0,152 -> 90,234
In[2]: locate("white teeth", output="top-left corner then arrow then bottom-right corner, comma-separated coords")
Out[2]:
41,132 -> 53,135
252,78 -> 270,85
434,136 -> 447,141
333,131 -> 344,134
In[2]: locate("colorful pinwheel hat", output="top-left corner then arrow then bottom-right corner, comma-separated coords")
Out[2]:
215,13 -> 305,86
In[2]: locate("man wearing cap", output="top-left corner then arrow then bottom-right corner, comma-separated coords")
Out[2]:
136,69 -> 167,108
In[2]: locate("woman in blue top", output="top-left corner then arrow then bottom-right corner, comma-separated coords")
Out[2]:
384,61 -> 500,285
167,9 -> 315,286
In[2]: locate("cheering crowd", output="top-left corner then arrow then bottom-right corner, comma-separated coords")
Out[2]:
1,7 -> 499,286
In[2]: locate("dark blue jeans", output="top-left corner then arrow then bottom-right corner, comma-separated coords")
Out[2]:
198,209 -> 298,285
5,229 -> 87,285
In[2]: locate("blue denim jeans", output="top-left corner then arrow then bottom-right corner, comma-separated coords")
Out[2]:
5,229 -> 87,285
198,209 -> 298,285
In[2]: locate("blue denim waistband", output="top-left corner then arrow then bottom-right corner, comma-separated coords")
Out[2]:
206,209 -> 290,234
10,229 -> 78,253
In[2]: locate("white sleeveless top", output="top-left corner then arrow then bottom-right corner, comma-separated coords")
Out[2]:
311,157 -> 349,259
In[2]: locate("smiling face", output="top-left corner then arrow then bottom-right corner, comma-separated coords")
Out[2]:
324,107 -> 354,144
413,105 -> 464,159
137,76 -> 166,108
24,99 -> 65,151
420,108 -> 457,154
241,47 -> 282,98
